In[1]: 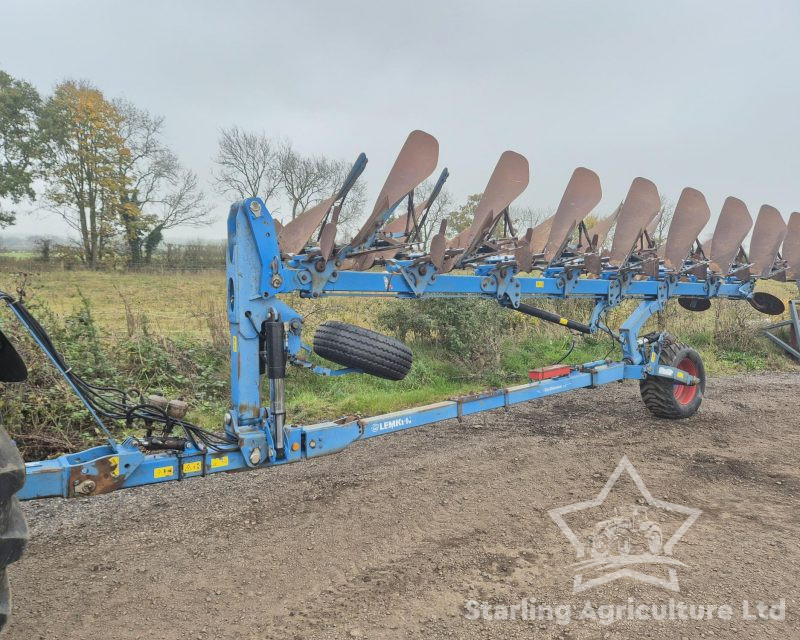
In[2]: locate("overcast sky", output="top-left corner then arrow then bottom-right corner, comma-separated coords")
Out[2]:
2,0 -> 799,241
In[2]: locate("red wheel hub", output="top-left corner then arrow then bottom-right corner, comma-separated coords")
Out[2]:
673,357 -> 698,405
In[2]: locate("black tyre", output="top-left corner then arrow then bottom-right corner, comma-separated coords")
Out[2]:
313,321 -> 412,381
640,338 -> 705,419
0,427 -> 27,633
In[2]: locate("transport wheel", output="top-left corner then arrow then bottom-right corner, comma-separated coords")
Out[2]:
639,338 -> 706,419
0,427 -> 28,632
313,321 -> 413,381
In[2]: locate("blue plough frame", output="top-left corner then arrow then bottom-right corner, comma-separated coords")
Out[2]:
18,198 -> 762,499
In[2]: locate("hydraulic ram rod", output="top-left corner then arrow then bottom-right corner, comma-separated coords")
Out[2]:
510,301 -> 593,334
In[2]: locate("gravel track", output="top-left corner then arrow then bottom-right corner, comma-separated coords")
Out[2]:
7,372 -> 800,639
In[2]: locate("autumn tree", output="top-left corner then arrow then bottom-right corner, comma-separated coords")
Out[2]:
39,80 -> 128,267
447,193 -> 483,237
114,101 -> 209,265
0,70 -> 42,228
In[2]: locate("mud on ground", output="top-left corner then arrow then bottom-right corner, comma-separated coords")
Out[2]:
8,372 -> 800,639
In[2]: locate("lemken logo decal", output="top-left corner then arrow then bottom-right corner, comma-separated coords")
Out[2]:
371,417 -> 412,433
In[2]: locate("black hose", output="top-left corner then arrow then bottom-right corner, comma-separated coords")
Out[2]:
1,291 -> 236,451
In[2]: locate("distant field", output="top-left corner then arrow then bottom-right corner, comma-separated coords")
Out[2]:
1,267 -> 797,353
0,251 -> 37,260
2,269 -> 227,337
0,268 -> 392,338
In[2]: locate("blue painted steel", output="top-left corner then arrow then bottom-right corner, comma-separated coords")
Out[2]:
20,195 -> 767,500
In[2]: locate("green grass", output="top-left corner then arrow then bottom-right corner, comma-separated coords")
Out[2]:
0,251 -> 37,259
0,267 -> 797,459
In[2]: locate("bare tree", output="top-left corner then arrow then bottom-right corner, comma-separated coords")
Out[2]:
652,196 -> 675,248
116,100 -> 210,264
512,206 -> 551,234
278,144 -> 340,221
213,126 -> 281,202
410,179 -> 452,249
328,158 -> 367,239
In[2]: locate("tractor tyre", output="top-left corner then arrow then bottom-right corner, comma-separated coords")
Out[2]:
0,426 -> 28,632
313,321 -> 413,381
640,338 -> 705,419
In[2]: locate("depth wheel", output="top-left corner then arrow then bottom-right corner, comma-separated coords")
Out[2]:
639,338 -> 706,419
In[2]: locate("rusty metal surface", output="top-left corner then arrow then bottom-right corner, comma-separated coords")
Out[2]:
544,167 -> 602,262
782,212 -> 800,279
528,215 -> 554,254
68,456 -> 124,497
428,220 -> 448,270
319,219 -> 338,262
608,177 -> 661,266
585,202 -> 621,250
663,187 -> 711,271
278,195 -> 337,255
450,151 -> 529,255
708,197 -> 752,274
349,130 -> 438,250
749,205 -> 788,278
645,211 -> 662,238
384,212 -> 411,235
348,212 -> 416,270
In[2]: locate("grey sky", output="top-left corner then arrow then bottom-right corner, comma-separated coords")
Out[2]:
2,0 -> 799,241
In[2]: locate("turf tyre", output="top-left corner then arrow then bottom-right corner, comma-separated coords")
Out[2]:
313,321 -> 412,381
639,338 -> 705,419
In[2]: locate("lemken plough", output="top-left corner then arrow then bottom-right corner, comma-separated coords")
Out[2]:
4,129 -> 800,499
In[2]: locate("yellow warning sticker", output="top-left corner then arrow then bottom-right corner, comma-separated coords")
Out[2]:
559,317 -> 568,325
109,456 -> 119,477
154,466 -> 174,479
535,280 -> 545,288
677,372 -> 685,379
183,461 -> 202,474
232,336 -> 238,353
651,353 -> 657,362
211,455 -> 229,469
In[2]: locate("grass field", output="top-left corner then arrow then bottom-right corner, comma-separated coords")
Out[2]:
0,268 -> 797,459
